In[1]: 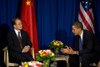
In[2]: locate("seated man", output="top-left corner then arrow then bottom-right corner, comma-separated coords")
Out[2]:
61,21 -> 100,67
7,18 -> 34,64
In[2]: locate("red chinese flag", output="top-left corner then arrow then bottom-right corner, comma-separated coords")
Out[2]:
21,0 -> 39,56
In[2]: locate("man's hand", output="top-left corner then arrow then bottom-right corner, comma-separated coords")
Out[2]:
61,46 -> 70,54
61,46 -> 76,55
22,45 -> 30,53
68,47 -> 76,55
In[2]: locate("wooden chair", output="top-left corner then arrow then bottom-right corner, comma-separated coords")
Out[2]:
3,46 -> 35,67
65,55 -> 97,67
79,62 -> 97,67
90,63 -> 97,67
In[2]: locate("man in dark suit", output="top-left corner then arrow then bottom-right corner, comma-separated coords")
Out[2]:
7,18 -> 34,64
61,21 -> 100,67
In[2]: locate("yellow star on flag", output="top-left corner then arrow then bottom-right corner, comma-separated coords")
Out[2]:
26,0 -> 30,5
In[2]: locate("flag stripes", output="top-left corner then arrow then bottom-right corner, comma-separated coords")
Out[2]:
78,1 -> 95,33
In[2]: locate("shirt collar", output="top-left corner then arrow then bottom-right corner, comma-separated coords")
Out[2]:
14,29 -> 21,36
14,29 -> 20,33
80,30 -> 83,40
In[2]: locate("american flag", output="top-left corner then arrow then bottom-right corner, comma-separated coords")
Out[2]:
78,0 -> 95,33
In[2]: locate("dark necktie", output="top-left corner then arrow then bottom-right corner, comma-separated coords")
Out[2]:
79,37 -> 82,50
79,36 -> 82,61
18,32 -> 23,48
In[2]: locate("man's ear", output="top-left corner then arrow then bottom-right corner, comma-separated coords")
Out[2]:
14,25 -> 16,28
79,28 -> 82,30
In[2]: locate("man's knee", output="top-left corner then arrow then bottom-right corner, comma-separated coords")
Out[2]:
69,55 -> 79,65
81,54 -> 93,61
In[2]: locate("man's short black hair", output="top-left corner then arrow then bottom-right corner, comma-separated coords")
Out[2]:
72,21 -> 83,29
12,18 -> 20,27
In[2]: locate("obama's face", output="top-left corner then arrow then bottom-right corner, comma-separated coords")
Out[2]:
72,25 -> 81,36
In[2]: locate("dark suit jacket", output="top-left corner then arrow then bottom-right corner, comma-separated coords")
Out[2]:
7,30 -> 32,61
75,30 -> 95,55
74,30 -> 100,62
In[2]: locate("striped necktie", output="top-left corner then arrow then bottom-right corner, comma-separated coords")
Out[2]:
18,32 -> 23,48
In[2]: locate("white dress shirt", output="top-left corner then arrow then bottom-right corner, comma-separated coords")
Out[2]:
14,29 -> 22,38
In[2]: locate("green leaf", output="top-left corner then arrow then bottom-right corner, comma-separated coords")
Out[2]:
51,57 -> 55,61
36,57 -> 43,61
36,53 -> 40,56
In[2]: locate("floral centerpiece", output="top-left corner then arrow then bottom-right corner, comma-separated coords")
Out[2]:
36,49 -> 55,67
19,61 -> 43,67
49,40 -> 64,55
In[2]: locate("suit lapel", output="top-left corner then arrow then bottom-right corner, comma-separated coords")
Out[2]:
21,30 -> 24,46
12,30 -> 21,46
76,36 -> 80,50
83,30 -> 86,47
12,30 -> 19,40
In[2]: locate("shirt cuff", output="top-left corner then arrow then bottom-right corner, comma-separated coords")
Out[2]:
76,51 -> 79,55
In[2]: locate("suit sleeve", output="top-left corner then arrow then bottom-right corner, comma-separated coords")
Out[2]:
74,36 -> 79,51
7,33 -> 22,53
79,33 -> 94,55
26,32 -> 32,48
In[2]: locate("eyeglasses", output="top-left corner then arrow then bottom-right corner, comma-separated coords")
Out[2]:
15,23 -> 22,25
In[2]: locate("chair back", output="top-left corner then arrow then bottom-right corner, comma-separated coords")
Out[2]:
3,47 -> 19,67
